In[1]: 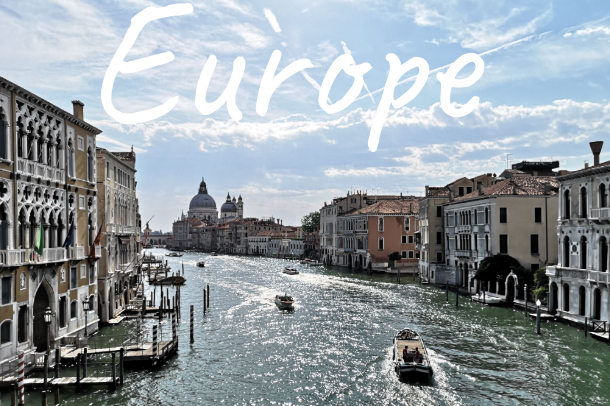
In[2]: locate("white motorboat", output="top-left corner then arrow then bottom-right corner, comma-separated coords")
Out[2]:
393,328 -> 433,381
196,260 -> 205,268
472,293 -> 502,305
275,294 -> 294,310
283,267 -> 299,275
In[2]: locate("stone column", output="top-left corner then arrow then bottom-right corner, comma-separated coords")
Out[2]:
24,222 -> 31,249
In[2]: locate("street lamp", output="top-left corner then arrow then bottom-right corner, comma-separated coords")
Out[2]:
43,307 -> 52,351
83,297 -> 90,337
536,299 -> 542,335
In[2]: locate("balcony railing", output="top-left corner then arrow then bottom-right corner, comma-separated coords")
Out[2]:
40,247 -> 67,262
344,230 -> 354,235
551,267 -> 588,280
0,247 -> 66,266
69,245 -> 85,260
17,158 -> 65,183
456,225 -> 472,233
455,250 -> 471,258
0,249 -> 28,266
590,208 -> 610,221
588,270 -> 609,284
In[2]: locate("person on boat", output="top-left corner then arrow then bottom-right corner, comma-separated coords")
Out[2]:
414,347 -> 422,363
402,347 -> 409,362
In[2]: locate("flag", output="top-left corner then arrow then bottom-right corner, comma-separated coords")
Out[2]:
62,222 -> 74,248
89,220 -> 104,263
144,226 -> 149,246
34,225 -> 44,257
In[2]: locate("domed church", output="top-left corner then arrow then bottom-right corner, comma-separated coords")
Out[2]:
187,178 -> 243,223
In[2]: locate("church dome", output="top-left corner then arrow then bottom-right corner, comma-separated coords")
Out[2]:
189,178 -> 217,210
221,192 -> 237,213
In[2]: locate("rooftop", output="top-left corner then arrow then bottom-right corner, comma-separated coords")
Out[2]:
349,199 -> 419,215
453,175 -> 559,202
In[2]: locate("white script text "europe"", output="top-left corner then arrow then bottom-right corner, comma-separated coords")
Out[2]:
101,3 -> 485,152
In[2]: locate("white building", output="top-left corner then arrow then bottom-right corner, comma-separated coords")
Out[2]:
547,141 -> 610,325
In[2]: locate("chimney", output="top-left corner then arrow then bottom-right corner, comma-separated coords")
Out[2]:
585,162 -> 589,169
590,141 -> 603,166
477,183 -> 483,195
72,100 -> 84,120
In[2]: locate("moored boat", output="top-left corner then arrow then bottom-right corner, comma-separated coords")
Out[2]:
393,328 -> 433,381
283,267 -> 299,275
275,294 -> 294,310
211,252 -> 218,256
472,293 -> 502,305
196,260 -> 205,268
166,252 -> 184,257
307,261 -> 323,267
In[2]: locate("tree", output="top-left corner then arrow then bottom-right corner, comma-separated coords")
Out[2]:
388,252 -> 402,261
301,211 -> 320,233
475,254 -> 521,282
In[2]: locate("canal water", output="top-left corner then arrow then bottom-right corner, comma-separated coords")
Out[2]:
8,250 -> 610,405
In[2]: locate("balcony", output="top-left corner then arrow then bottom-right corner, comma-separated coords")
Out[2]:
17,159 -> 65,183
551,267 -> 588,280
455,250 -> 472,258
344,230 -> 354,235
588,270 -> 609,284
69,246 -> 85,260
590,208 -> 610,222
0,247 -> 66,266
456,225 -> 472,234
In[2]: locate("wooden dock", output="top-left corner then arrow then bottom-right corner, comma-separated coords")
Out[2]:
0,376 -> 118,388
61,341 -> 177,367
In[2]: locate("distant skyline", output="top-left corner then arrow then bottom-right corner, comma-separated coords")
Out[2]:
2,0 -> 610,231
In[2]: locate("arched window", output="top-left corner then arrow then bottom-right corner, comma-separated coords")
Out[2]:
87,147 -> 94,182
485,234 -> 489,252
67,139 -> 75,178
70,300 -> 77,319
378,217 -> 384,232
563,236 -> 570,268
580,236 -> 587,269
0,320 -> 11,344
484,207 -> 489,224
89,294 -> 95,313
563,283 -> 570,312
580,187 -> 587,218
378,237 -> 384,251
564,190 -> 571,219
474,209 -> 478,225
601,237 -> 608,273
600,184 -> 608,208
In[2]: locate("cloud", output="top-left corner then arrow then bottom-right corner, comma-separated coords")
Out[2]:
263,8 -> 282,33
97,135 -> 147,153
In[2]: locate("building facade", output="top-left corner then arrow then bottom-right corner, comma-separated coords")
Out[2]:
547,141 -> 610,325
96,148 -> 140,323
0,77 -> 101,362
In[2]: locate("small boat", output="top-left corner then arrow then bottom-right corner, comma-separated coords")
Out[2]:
307,261 -> 323,267
472,293 -> 502,305
151,275 -> 186,285
275,294 -> 294,310
166,252 -> 184,257
211,252 -> 218,257
393,328 -> 433,381
196,260 -> 205,268
283,267 -> 299,275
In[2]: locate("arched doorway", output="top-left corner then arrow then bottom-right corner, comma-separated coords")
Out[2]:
123,282 -> 129,306
358,254 -> 363,270
580,237 -> 587,269
563,237 -> 570,267
33,286 -> 50,352
600,237 -> 608,272
563,283 -> 570,312
593,288 -> 601,320
550,282 -> 558,314
97,294 -> 103,322
578,286 -> 586,316
347,254 -> 352,269
506,275 -> 515,303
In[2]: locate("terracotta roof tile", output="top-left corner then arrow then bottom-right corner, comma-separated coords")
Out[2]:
454,175 -> 559,201
349,199 -> 419,215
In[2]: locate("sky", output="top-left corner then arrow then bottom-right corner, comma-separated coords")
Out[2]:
2,0 -> 610,232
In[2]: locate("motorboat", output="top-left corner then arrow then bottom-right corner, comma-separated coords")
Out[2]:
393,328 -> 433,381
211,252 -> 218,257
307,261 -> 323,267
166,252 -> 184,257
275,294 -> 294,310
196,260 -> 205,268
283,267 -> 299,275
472,292 -> 502,305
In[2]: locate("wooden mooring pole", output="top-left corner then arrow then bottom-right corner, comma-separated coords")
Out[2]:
54,348 -> 60,380
445,281 -> 449,303
75,354 -> 81,392
190,305 -> 194,344
119,348 -> 125,386
524,284 -> 528,316
203,289 -> 207,314
11,384 -> 16,406
111,353 -> 117,391
82,348 -> 87,378
152,325 -> 158,358
455,284 -> 459,307
585,316 -> 588,337
42,352 -> 49,406
54,387 -> 60,406
207,284 -> 210,309
17,350 -> 24,406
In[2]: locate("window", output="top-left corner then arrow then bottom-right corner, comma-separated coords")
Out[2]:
114,166 -> 116,181
535,207 -> 542,223
474,209 -> 478,225
466,187 -> 472,194
436,231 -> 442,244
404,218 -> 410,231
436,252 -> 443,262
79,196 -> 85,210
77,136 -> 84,151
401,251 -> 407,258
564,190 -> 571,219
89,265 -> 95,284
580,187 -> 587,218
408,251 -> 414,259
531,264 -> 540,271
458,187 -> 464,196
499,235 -> 508,254
0,120 -> 7,160
60,268 -> 66,283
1,277 -> 10,305
70,301 -> 77,319
70,267 -> 77,289
59,297 -> 67,328
531,234 -> 539,254
68,140 -> 75,178
378,237 -> 384,250
416,252 -> 420,259
1,321 -> 11,344
401,236 -> 407,244
17,305 -> 27,343
436,206 -> 442,217
601,184 -> 608,208
106,162 -> 110,179
378,217 -> 384,232
408,236 -> 414,244
484,208 -> 489,224
500,208 -> 507,223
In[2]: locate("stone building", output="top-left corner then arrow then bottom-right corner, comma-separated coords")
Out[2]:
0,76 -> 101,361
547,142 -> 610,324
95,147 -> 140,323
443,174 -> 559,296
